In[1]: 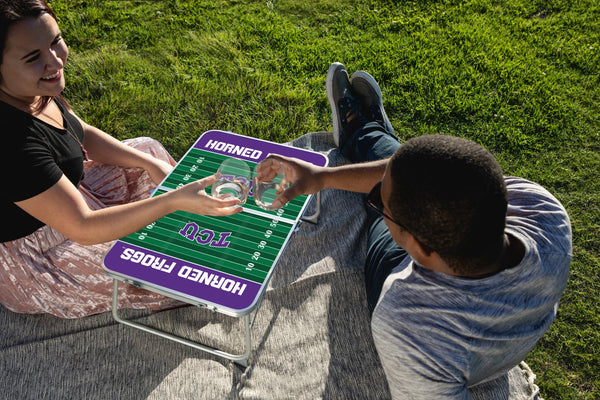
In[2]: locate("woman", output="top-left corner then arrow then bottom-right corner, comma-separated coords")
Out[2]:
0,0 -> 241,318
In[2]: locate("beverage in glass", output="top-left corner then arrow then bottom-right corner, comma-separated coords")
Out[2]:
253,159 -> 289,211
211,158 -> 251,206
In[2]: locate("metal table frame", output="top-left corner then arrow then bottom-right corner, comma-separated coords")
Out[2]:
108,193 -> 321,367
111,279 -> 256,367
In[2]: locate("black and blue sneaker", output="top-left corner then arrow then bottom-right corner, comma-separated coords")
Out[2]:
326,62 -> 368,149
350,70 -> 395,137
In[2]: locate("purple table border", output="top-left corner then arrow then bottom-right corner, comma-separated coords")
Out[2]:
104,131 -> 328,315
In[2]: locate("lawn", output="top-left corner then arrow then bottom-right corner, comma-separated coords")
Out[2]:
50,0 -> 599,398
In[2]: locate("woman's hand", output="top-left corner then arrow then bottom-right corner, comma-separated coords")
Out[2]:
171,174 -> 243,216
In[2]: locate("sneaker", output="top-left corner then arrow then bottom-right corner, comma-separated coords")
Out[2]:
350,71 -> 395,136
326,62 -> 365,148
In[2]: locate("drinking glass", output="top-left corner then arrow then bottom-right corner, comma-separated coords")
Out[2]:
253,158 -> 289,211
210,158 -> 251,206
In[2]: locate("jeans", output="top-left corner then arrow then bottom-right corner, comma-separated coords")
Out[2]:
341,122 -> 410,315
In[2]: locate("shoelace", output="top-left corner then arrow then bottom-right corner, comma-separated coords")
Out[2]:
337,96 -> 369,149
368,104 -> 384,123
368,104 -> 394,135
339,96 -> 360,125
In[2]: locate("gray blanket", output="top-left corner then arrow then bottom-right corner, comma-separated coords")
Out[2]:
0,132 -> 541,399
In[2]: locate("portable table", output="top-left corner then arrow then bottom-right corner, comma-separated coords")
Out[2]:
103,130 -> 328,366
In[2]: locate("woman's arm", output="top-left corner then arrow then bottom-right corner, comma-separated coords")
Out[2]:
15,174 -> 241,245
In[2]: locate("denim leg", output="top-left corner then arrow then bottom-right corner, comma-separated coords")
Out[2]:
341,121 -> 401,163
364,209 -> 409,315
345,123 -> 407,314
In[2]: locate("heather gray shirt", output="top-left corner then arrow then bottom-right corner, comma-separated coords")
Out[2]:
371,177 -> 572,399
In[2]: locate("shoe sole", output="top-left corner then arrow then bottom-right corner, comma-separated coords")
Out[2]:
326,62 -> 346,146
351,71 -> 383,103
351,71 -> 395,136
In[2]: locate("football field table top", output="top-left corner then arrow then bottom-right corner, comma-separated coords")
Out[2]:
103,130 -> 328,317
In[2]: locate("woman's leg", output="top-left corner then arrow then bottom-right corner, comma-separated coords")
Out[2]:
0,138 -> 181,318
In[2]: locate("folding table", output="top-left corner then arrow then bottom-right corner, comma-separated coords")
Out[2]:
103,130 -> 328,366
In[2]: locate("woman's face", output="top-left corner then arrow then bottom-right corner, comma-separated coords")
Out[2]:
0,12 -> 68,105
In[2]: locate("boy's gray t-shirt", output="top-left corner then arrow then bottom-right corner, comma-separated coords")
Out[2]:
371,177 -> 572,399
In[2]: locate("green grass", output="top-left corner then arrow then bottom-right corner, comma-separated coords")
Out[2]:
50,0 -> 599,398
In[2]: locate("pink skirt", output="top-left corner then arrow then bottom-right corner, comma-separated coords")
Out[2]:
0,137 -> 183,318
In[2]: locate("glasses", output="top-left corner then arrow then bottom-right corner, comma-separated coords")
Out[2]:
366,181 -> 406,230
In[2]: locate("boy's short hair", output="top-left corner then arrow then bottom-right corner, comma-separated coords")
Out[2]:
388,135 -> 508,275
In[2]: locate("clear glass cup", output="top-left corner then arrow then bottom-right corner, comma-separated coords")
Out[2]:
210,158 -> 251,206
253,158 -> 289,211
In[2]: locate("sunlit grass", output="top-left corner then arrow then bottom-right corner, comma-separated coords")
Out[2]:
51,0 -> 599,398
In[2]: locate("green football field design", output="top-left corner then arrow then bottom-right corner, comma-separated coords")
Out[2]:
118,148 -> 309,284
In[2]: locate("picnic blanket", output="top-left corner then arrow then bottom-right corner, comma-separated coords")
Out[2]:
0,132 -> 541,399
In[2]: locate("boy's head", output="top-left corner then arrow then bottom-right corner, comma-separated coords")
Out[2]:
388,135 -> 508,275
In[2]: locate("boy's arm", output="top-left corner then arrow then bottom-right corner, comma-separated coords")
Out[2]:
260,154 -> 389,209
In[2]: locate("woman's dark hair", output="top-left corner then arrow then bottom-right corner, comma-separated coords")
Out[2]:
0,0 -> 64,113
388,135 -> 508,275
